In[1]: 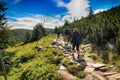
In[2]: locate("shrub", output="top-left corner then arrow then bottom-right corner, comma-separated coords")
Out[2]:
67,64 -> 79,75
102,51 -> 109,63
20,64 -> 62,80
54,56 -> 64,65
77,71 -> 87,79
19,53 -> 35,63
92,54 -> 98,61
62,58 -> 74,67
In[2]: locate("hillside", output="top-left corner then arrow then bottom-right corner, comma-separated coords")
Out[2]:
66,6 -> 120,52
0,35 -> 63,80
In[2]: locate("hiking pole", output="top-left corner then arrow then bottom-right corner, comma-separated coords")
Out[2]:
0,50 -> 7,80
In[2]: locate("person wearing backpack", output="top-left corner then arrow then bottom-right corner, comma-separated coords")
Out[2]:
71,28 -> 81,58
56,29 -> 61,40
63,26 -> 70,46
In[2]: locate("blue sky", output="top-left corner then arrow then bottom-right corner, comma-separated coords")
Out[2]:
6,0 -> 120,29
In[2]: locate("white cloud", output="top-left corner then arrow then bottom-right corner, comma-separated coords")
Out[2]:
12,0 -> 21,4
66,0 -> 90,19
55,14 -> 61,19
58,0 -> 66,7
8,14 -> 64,29
55,0 -> 90,19
94,9 -> 107,14
62,15 -> 74,22
54,0 -> 66,7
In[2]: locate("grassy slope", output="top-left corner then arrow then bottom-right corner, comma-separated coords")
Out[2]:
0,34 -> 63,80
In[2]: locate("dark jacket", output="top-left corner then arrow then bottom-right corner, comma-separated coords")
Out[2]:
71,31 -> 81,44
63,28 -> 70,35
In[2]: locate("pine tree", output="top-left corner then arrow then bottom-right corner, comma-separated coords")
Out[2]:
54,26 -> 58,34
24,31 -> 32,44
64,20 -> 69,26
0,0 -> 11,49
0,0 -> 11,80
31,23 -> 46,47
88,7 -> 93,18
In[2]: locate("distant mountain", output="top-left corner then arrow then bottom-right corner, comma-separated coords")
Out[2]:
12,29 -> 32,37
45,28 -> 54,34
12,28 -> 54,37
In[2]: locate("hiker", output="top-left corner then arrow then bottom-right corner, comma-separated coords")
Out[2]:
63,26 -> 71,46
71,28 -> 81,58
57,29 -> 61,40
55,27 -> 61,40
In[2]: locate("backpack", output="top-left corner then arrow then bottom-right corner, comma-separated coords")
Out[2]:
64,28 -> 70,35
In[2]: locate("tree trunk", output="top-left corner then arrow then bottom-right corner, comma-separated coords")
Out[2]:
0,50 -> 7,80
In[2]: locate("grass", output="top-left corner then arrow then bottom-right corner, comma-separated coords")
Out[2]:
0,34 -> 63,80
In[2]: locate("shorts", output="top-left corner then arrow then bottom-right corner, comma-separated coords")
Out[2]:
63,35 -> 70,42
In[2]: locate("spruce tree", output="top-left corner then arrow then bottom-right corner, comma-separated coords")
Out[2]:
0,0 -> 11,49
0,1 -> 11,80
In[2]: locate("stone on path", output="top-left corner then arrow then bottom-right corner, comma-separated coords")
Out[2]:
84,74 -> 93,80
106,75 -> 116,80
64,51 -> 70,54
92,63 -> 106,68
58,70 -> 78,80
86,62 -> 93,67
80,61 -> 87,66
82,43 -> 92,48
60,65 -> 67,70
68,56 -> 72,59
63,54 -> 69,57
98,66 -> 108,72
92,71 -> 107,80
103,72 -> 117,76
84,57 -> 93,63
84,66 -> 95,73
58,46 -> 64,50
104,73 -> 120,80
114,74 -> 120,79
63,46 -> 72,52
52,45 -> 57,48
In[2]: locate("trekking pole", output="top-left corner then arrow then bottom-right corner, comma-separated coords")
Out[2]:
0,50 -> 7,80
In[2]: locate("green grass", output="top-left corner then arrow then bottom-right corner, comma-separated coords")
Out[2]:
0,34 -> 63,80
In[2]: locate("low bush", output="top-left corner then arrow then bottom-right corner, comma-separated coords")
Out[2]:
77,71 -> 87,79
20,64 -> 62,80
67,64 -> 79,75
19,53 -> 35,63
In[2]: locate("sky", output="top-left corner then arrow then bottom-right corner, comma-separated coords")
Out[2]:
5,0 -> 120,29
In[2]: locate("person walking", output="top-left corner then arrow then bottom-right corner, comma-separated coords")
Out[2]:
56,29 -> 61,40
63,26 -> 70,46
55,27 -> 61,41
71,28 -> 81,58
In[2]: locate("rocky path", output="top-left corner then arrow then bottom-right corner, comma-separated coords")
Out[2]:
58,70 -> 78,80
50,37 -> 120,80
